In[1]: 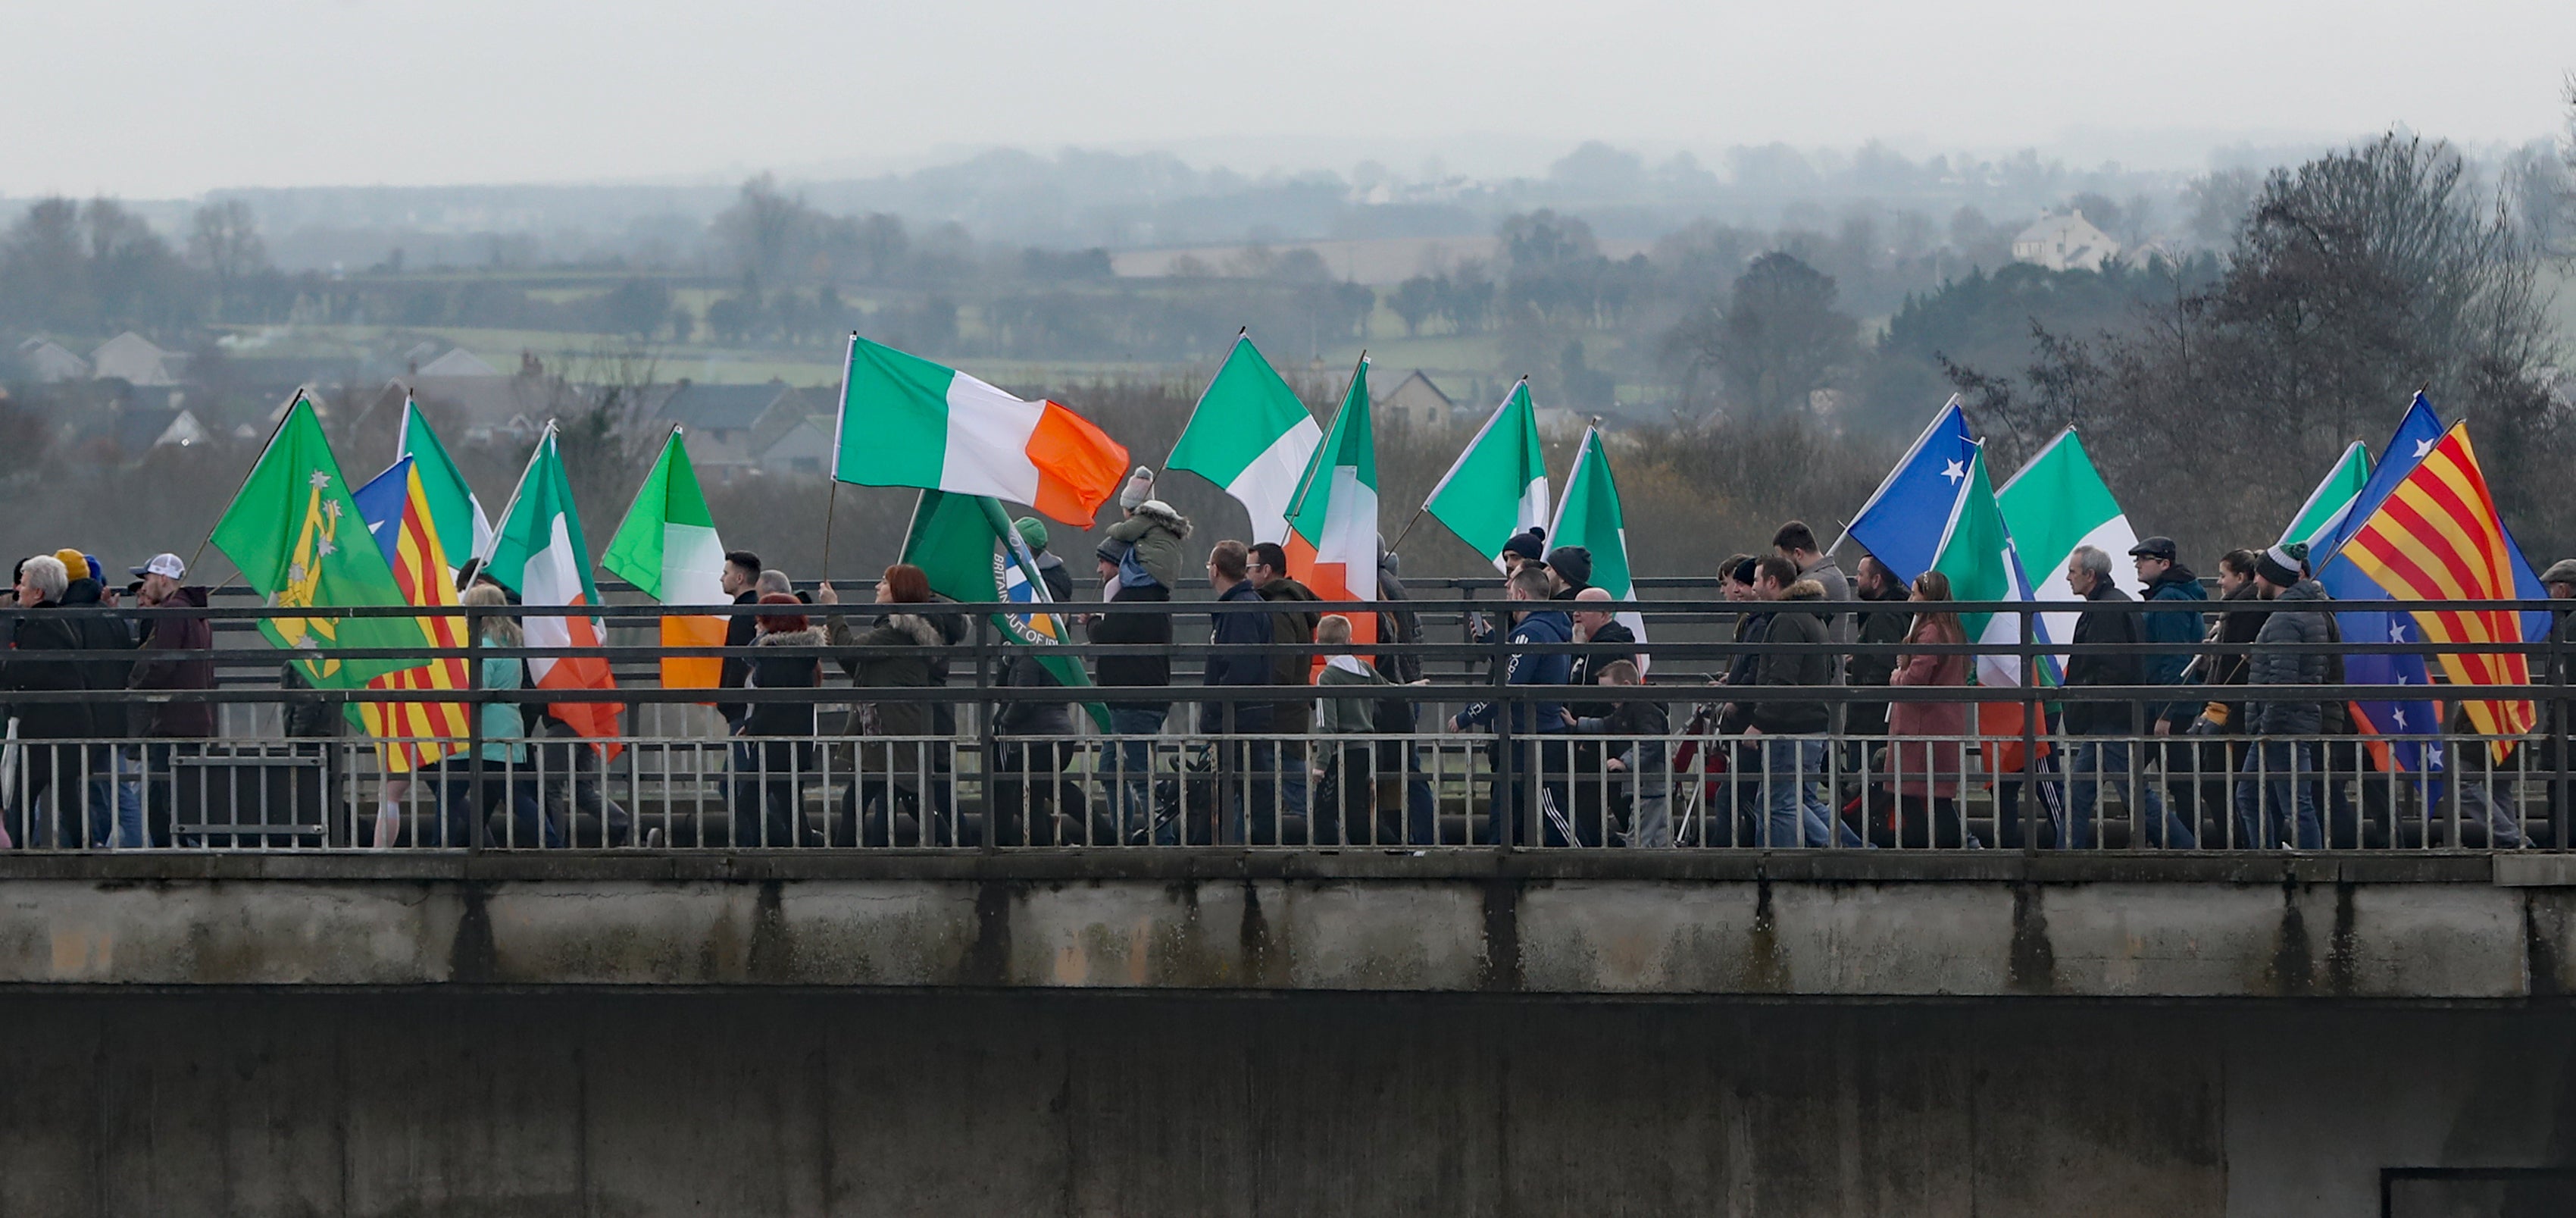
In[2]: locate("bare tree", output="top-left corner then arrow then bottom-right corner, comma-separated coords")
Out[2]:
187,199 -> 268,320
1948,134 -> 2571,553
1666,252 -> 1858,423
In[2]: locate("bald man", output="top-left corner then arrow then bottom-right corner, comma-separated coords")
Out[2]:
1565,586 -> 1637,722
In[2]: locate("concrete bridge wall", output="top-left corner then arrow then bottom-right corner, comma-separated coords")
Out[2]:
5,853 -> 2576,1215
5,852 -> 2576,999
0,991 -> 2571,1216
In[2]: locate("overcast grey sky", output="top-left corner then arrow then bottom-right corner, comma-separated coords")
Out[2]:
8,0 -> 2571,196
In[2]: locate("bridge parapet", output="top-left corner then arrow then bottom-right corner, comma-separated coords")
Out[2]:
5,853 -> 2567,1000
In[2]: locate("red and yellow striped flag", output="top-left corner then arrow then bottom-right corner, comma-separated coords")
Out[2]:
360,462 -> 475,772
2340,422 -> 2536,752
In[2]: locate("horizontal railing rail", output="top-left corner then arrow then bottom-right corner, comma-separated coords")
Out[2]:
0,725 -> 2556,853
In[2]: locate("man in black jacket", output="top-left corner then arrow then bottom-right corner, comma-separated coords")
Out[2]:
1247,541 -> 1319,828
1718,557 -> 1845,847
1562,587 -> 1637,844
2060,546 -> 2196,849
714,551 -> 762,728
1200,541 -> 1283,842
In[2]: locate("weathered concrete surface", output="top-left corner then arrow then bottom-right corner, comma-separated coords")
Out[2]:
0,851 -> 2562,998
0,991 -> 2569,1217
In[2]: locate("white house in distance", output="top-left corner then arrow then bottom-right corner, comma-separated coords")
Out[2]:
2012,211 -> 2121,273
14,338 -> 91,382
1374,370 -> 1453,431
89,332 -> 185,386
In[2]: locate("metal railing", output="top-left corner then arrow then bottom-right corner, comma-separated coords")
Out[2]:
0,592 -> 2565,852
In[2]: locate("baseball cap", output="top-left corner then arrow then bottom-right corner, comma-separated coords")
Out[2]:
131,553 -> 186,580
2127,537 -> 2178,562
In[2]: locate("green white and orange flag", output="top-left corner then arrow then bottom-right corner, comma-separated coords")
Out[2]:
1169,331 -> 1324,544
602,427 -> 730,690
1422,377 -> 1549,570
483,423 -> 624,753
1283,358 -> 1380,646
830,333 -> 1130,527
1996,427 -> 2139,664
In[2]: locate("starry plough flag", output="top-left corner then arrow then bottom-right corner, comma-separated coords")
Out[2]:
209,393 -> 430,688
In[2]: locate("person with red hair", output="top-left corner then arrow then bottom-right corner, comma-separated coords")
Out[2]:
730,592 -> 822,847
818,564 -> 961,844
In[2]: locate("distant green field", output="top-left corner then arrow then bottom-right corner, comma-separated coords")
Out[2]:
236,322 -> 1223,393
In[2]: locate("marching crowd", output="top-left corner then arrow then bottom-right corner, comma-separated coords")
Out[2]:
4,465 -> 2574,851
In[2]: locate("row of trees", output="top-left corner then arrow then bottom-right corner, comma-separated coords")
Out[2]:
1944,134 -> 2575,558
0,199 -> 274,338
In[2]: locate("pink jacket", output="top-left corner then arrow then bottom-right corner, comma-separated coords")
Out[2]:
1886,634 -> 1968,797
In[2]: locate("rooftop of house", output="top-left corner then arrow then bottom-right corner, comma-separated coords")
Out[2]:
655,380 -> 802,434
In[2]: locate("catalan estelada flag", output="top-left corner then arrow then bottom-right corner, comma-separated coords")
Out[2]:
2337,422 -> 2536,755
349,456 -> 476,772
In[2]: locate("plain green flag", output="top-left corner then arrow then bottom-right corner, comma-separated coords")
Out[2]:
1546,423 -> 1646,665
898,489 -> 1108,729
1422,378 -> 1549,569
395,398 -> 492,577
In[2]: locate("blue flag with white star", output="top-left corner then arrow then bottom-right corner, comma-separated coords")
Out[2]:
1838,396 -> 1977,584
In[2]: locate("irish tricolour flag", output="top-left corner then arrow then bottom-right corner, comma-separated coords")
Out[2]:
1997,427 -> 2139,661
1170,331 -> 1324,543
831,334 -> 1130,527
602,427 -> 730,691
1422,377 -> 1549,569
1282,359 -> 1379,644
484,423 -> 623,752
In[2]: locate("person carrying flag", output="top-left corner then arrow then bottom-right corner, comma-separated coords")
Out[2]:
2235,546 -> 2331,850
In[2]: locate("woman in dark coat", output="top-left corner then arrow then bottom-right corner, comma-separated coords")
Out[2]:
818,565 -> 958,844
731,593 -> 822,847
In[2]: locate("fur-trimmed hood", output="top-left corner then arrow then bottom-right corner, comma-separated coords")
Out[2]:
880,612 -> 946,647
1781,578 -> 1827,601
1130,499 -> 1191,538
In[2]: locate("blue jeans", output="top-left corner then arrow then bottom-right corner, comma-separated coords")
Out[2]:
2234,741 -> 2321,849
2450,775 -> 2529,848
2066,733 -> 2197,849
1401,746 -> 1438,846
432,757 -> 555,848
84,746 -> 144,849
1106,706 -> 1168,843
1759,737 -> 1841,847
